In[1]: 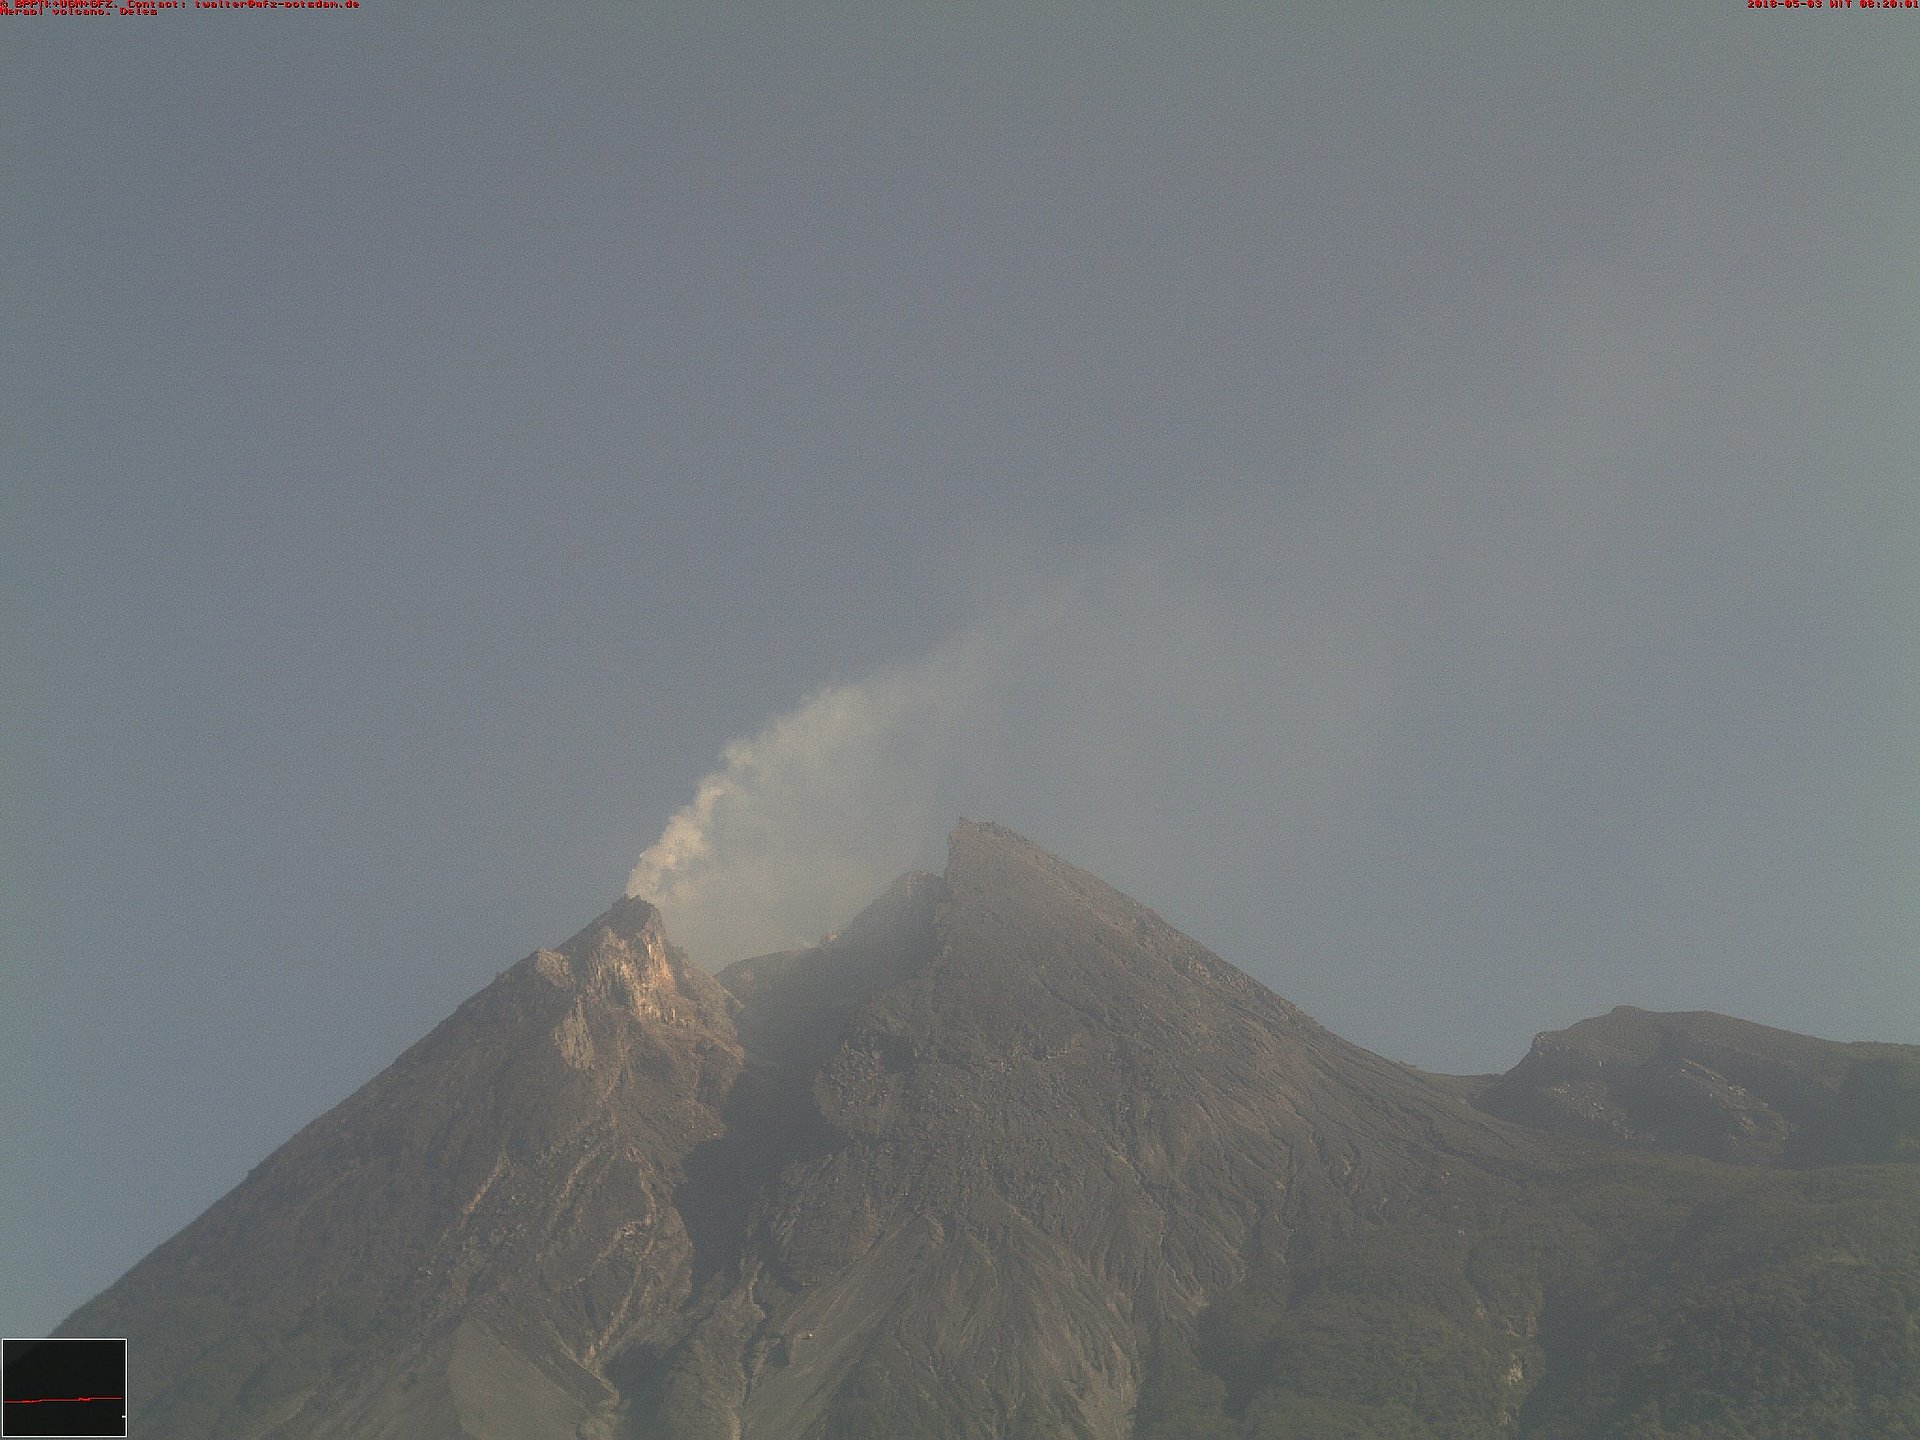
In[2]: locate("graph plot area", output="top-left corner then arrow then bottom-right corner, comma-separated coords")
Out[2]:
1,1340 -> 126,1439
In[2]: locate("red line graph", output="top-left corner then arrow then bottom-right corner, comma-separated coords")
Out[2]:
3,1394 -> 123,1403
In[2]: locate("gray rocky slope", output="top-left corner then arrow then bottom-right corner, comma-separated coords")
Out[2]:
59,822 -> 1920,1437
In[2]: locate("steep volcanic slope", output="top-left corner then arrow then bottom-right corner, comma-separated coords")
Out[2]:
644,822 -> 1544,1439
59,898 -> 741,1439
55,823 -> 1920,1438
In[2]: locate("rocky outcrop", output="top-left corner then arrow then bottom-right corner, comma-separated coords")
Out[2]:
57,827 -> 1920,1438
58,895 -> 742,1438
1475,1005 -> 1920,1165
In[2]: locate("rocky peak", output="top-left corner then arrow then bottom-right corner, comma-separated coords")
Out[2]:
936,817 -> 1291,1019
531,894 -> 730,1030
56,823 -> 1920,1440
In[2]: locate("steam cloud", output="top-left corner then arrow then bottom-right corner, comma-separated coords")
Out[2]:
622,279 -> 1908,1076
626,634 -> 990,964
622,520 -> 1405,970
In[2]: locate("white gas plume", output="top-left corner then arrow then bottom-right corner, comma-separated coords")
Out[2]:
626,633 -> 991,964
622,519 -> 1406,971
623,277 -> 1896,1036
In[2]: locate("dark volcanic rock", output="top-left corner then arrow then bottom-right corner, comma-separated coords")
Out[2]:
660,822 -> 1536,1437
60,897 -> 741,1438
1476,1005 -> 1920,1165
57,825 -> 1920,1438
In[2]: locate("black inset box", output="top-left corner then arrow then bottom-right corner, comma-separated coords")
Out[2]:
1,1340 -> 127,1439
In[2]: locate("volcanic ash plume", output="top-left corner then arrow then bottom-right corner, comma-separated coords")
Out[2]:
626,639 -> 986,966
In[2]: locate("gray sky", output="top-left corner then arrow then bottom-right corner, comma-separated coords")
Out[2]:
4,2 -> 1916,1340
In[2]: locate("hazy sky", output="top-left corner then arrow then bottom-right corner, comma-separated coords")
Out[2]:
4,2 -> 1916,1340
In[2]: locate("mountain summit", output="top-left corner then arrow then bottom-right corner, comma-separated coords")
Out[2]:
60,824 -> 1920,1437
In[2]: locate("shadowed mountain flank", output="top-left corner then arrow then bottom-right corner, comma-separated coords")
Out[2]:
59,896 -> 743,1438
671,873 -> 946,1296
720,869 -> 947,1069
1476,1004 -> 1920,1166
57,824 -> 1920,1438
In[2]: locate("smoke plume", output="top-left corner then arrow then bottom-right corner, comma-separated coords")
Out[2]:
622,277 -> 1912,1073
621,518 -> 1404,970
626,634 -> 990,964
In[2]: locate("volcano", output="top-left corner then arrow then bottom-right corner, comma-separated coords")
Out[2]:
58,822 -> 1920,1437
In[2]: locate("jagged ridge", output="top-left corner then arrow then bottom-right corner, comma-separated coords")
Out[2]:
58,823 -> 1920,1439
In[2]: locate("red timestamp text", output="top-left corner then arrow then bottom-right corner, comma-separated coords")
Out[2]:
0,0 -> 358,11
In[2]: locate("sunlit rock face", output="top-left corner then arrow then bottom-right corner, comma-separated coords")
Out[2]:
536,894 -> 732,1033
59,824 -> 1920,1439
